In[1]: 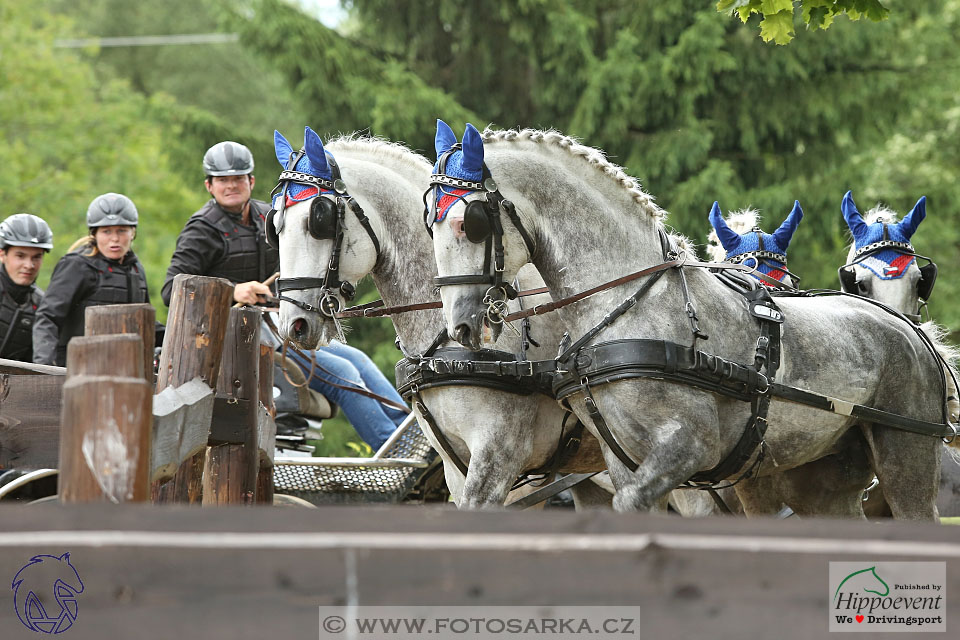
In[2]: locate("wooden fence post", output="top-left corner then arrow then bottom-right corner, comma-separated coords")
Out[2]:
84,303 -> 155,384
153,274 -> 234,504
202,307 -> 260,505
256,344 -> 276,504
59,334 -> 152,503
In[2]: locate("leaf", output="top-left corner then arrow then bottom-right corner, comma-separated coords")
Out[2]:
759,9 -> 796,44
761,0 -> 794,14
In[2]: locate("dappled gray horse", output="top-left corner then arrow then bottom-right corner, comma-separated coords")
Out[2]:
840,191 -> 960,516
270,127 -> 605,508
427,122 -> 952,519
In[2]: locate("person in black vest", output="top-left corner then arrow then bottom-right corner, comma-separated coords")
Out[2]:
0,214 -> 53,362
33,193 -> 149,366
161,141 -> 279,306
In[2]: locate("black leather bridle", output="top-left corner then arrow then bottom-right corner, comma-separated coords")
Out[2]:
423,145 -> 536,325
838,223 -> 937,310
267,148 -> 381,318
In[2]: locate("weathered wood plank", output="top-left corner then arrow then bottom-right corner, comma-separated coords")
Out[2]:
0,506 -> 956,639
0,374 -> 64,469
153,274 -> 233,504
84,303 -> 155,384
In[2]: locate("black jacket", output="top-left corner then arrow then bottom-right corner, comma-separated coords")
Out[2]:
161,199 -> 278,306
0,267 -> 44,362
32,249 -> 149,366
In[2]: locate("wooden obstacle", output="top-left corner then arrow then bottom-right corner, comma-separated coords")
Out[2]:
0,274 -> 278,506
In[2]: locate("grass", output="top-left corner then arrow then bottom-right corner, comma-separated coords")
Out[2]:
309,415 -> 373,457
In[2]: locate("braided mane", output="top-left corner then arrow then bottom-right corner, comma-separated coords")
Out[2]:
327,134 -> 432,171
481,128 -> 665,221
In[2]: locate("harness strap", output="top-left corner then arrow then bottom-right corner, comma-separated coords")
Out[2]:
412,392 -> 469,477
581,379 -> 639,472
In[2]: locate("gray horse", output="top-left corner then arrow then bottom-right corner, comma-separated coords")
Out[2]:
428,123 -> 951,520
272,128 -> 606,508
840,192 -> 960,517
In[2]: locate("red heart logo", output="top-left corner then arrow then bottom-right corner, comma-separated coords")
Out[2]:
856,615 -> 864,623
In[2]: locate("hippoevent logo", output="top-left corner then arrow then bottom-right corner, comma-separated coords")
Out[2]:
829,562 -> 945,632
11,552 -> 84,634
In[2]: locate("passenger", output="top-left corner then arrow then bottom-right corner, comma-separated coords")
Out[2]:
33,193 -> 148,366
0,214 -> 53,362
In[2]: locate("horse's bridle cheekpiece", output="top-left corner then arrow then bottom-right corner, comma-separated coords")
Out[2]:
267,147 -> 381,318
424,144 -> 536,326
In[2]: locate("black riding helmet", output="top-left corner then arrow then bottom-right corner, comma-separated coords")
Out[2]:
0,213 -> 54,251
203,141 -> 255,177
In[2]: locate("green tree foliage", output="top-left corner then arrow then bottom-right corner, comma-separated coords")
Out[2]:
717,0 -> 890,44
0,1 -> 200,318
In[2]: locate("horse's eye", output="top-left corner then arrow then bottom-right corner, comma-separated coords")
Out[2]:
857,279 -> 871,295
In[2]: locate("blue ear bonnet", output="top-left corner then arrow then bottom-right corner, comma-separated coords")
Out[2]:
273,128 -> 335,204
432,152 -> 482,183
721,230 -> 788,260
431,120 -> 485,222
841,191 -> 926,280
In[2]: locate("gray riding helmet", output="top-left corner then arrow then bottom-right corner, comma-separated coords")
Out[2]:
203,141 -> 255,176
0,213 -> 54,250
87,193 -> 138,228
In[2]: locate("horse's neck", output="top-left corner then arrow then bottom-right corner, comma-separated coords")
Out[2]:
485,142 -> 751,345
336,149 -> 445,354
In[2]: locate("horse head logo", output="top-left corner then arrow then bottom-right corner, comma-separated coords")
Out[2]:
833,566 -> 890,603
11,552 -> 84,633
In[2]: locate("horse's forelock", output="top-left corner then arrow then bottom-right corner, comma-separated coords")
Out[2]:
864,206 -> 900,225
480,127 -> 666,222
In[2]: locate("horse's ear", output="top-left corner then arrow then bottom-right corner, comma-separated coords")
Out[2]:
772,200 -> 803,249
461,123 -> 484,175
435,119 -> 458,157
841,190 -> 868,237
303,126 -> 330,174
709,201 -> 740,252
899,195 -> 926,239
274,130 -> 294,167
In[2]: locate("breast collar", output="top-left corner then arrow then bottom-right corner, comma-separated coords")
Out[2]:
269,148 -> 381,318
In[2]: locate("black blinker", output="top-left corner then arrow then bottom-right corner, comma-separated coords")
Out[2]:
918,262 -> 938,301
265,209 -> 280,248
309,197 -> 339,240
463,200 -> 492,244
838,267 -> 857,294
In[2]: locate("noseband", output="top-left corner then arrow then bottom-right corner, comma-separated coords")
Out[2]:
267,148 -> 381,318
423,146 -> 536,325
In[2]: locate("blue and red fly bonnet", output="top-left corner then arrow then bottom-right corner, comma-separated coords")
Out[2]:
708,200 -> 803,284
841,190 -> 926,280
429,119 -> 486,224
273,126 -> 338,208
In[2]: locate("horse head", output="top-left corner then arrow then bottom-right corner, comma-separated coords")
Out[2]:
12,552 -> 84,633
707,200 -> 803,286
840,191 -> 932,318
271,127 -> 379,347
428,120 -> 532,349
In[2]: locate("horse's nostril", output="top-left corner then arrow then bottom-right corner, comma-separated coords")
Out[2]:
453,324 -> 471,345
293,318 -> 306,336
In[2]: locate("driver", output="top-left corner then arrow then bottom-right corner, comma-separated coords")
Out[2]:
162,141 -> 279,306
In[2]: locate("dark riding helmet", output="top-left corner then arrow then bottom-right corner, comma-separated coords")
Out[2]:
203,141 -> 255,177
0,213 -> 54,251
86,193 -> 138,228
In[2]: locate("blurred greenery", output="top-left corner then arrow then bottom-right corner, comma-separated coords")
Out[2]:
6,0 -> 960,455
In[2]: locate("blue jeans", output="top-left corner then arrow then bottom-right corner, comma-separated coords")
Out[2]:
288,341 -> 407,450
